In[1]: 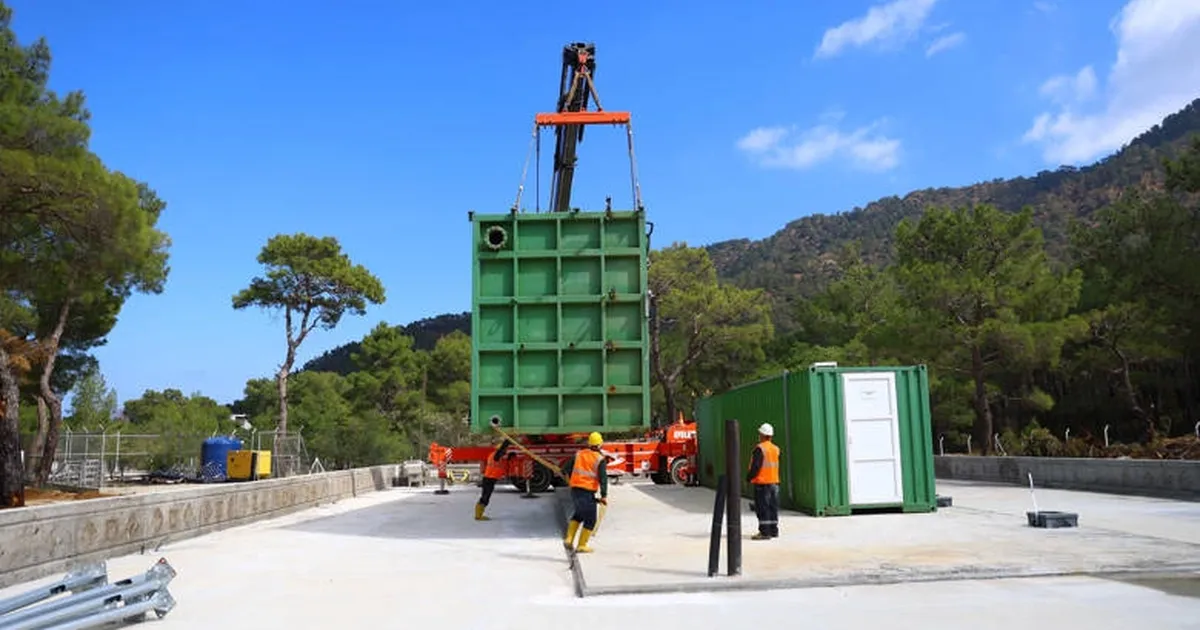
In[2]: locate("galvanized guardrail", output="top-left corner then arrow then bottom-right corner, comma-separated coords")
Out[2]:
0,558 -> 177,628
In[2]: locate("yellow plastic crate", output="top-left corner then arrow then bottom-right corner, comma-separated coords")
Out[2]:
227,449 -> 272,481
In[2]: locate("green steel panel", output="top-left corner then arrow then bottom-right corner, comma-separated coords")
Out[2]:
695,396 -> 721,488
895,366 -> 938,512
694,364 -> 937,517
470,210 -> 651,435
790,369 -> 852,516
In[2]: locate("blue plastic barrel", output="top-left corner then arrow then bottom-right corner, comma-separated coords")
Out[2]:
200,436 -> 243,482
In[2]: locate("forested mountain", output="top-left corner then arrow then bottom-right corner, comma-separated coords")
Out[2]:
263,98 -> 1200,464
304,98 -> 1200,376
707,98 -> 1200,333
300,312 -> 470,376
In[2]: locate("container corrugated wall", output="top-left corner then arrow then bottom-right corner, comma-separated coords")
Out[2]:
694,364 -> 936,517
695,396 -> 722,488
894,365 -> 937,512
789,369 -> 852,516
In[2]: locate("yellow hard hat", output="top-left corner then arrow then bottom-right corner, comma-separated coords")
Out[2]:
587,431 -> 603,446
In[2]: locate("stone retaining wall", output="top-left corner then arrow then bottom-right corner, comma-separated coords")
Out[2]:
934,455 -> 1200,500
0,464 -> 396,589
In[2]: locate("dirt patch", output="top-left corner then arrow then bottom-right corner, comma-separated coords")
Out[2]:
21,487 -> 110,505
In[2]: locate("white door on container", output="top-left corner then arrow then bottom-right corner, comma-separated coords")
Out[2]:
842,372 -> 903,505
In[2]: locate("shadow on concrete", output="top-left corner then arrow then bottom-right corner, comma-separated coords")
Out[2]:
631,483 -> 725,515
369,467 -> 388,491
1106,574 -> 1200,600
280,487 -> 560,540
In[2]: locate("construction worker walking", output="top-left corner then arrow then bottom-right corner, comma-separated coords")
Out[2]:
746,423 -> 781,540
475,438 -> 513,521
560,431 -> 608,553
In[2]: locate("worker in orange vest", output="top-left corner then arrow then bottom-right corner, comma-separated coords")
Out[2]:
475,438 -> 513,521
746,422 -> 780,540
560,431 -> 608,553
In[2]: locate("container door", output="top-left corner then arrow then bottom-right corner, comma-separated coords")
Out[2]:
841,372 -> 903,505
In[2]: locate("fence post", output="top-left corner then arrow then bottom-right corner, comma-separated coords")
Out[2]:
100,432 -> 107,488
708,473 -> 727,577
724,418 -> 742,577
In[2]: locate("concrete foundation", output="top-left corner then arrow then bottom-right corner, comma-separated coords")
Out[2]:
0,464 -> 395,589
555,479 -> 1200,597
4,480 -> 1199,629
935,455 -> 1200,500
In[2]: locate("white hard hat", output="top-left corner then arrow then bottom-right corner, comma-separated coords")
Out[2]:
758,423 -> 774,436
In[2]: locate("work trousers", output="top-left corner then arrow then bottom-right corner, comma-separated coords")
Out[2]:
753,483 -> 780,537
479,477 -> 498,506
570,487 -> 599,529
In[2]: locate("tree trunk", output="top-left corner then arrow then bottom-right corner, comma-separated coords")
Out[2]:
661,377 -> 679,435
27,395 -> 49,477
276,363 -> 290,437
35,300 -> 72,485
971,345 -> 994,455
0,347 -> 25,508
648,290 -> 669,428
1184,355 -> 1196,427
1114,348 -> 1154,442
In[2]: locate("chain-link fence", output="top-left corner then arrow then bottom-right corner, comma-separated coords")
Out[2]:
19,429 -> 314,489
248,430 -> 313,478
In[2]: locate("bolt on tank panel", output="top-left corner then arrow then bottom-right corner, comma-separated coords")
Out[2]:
470,209 -> 651,435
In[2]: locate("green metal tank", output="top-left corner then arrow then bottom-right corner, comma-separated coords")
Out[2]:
469,208 -> 652,435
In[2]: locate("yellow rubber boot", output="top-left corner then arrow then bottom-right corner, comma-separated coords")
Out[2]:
575,527 -> 594,553
475,503 -> 490,521
563,520 -> 580,549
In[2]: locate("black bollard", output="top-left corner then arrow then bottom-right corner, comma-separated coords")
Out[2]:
724,418 -> 742,577
708,474 -> 727,577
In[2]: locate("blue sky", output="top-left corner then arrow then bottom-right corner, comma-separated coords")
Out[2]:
8,0 -> 1200,409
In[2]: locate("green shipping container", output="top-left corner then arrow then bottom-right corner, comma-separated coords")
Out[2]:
469,209 -> 652,435
695,364 -> 937,516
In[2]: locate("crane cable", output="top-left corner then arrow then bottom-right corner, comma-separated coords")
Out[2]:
512,64 -> 643,215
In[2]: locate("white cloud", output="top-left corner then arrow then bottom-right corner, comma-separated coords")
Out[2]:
815,0 -> 940,58
925,32 -> 966,57
1037,66 -> 1097,105
1022,0 -> 1200,164
736,120 -> 901,172
1034,1 -> 1057,13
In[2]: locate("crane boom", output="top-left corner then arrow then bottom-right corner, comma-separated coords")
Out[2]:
549,42 -> 595,213
513,41 -> 641,215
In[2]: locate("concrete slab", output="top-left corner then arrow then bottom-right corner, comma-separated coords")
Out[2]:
3,480 -> 1200,629
561,479 -> 1200,596
0,483 -> 576,627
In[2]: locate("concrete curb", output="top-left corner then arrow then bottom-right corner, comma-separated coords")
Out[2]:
934,455 -> 1200,501
0,464 -> 396,589
576,563 -> 1200,597
555,484 -> 1200,598
552,488 -> 587,598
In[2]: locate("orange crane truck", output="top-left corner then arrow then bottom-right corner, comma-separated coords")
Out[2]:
429,41 -> 698,494
428,413 -> 697,493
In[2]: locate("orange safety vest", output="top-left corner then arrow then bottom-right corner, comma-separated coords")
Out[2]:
429,444 -> 446,467
750,440 -> 780,485
484,447 -> 508,480
569,449 -> 602,492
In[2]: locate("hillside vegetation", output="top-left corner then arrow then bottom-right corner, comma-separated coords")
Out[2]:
265,98 -> 1200,463
708,99 -> 1200,333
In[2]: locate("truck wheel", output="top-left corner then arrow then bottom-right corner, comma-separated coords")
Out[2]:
650,455 -> 672,484
669,457 -> 690,486
529,463 -> 554,493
